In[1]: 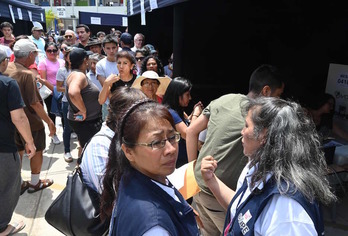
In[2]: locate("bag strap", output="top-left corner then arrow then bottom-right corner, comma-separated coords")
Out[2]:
77,133 -> 113,166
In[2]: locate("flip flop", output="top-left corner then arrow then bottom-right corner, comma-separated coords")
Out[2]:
0,221 -> 26,236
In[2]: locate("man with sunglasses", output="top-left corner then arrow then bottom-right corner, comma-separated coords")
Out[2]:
63,29 -> 77,46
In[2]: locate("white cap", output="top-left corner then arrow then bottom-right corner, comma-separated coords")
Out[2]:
13,39 -> 40,54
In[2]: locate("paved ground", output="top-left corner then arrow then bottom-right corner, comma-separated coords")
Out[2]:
8,116 -> 348,236
10,117 -> 77,236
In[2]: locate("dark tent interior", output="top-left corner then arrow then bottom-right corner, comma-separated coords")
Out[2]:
0,0 -> 46,36
127,0 -> 348,109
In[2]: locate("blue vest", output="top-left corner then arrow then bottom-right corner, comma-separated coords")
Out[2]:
223,178 -> 324,236
109,169 -> 199,236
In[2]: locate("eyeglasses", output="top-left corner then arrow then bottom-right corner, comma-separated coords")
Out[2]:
46,49 -> 58,53
136,56 -> 144,61
142,81 -> 159,87
61,47 -> 67,52
123,132 -> 180,150
64,35 -> 73,39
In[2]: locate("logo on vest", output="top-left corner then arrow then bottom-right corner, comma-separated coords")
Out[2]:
238,210 -> 252,235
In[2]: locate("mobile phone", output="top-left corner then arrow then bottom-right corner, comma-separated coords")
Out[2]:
75,115 -> 84,121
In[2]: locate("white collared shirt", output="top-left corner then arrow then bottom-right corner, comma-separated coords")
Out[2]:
230,162 -> 317,235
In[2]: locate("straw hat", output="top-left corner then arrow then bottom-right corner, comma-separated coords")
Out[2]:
132,71 -> 171,96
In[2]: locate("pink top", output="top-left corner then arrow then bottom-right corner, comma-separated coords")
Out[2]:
38,58 -> 65,86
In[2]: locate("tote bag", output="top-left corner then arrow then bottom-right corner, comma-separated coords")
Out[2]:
45,135 -> 110,236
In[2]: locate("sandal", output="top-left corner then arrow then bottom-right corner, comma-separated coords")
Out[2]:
0,220 -> 26,235
20,181 -> 29,195
27,179 -> 54,193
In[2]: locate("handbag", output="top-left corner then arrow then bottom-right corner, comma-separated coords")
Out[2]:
45,135 -> 110,236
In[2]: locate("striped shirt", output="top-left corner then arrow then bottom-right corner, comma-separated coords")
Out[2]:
80,122 -> 114,194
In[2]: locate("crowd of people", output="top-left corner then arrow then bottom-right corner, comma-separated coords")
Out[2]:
0,19 -> 344,235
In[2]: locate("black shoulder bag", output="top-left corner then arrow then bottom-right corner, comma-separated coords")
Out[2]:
45,134 -> 112,236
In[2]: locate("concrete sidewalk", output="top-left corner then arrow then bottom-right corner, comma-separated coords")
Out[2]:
10,117 -> 79,236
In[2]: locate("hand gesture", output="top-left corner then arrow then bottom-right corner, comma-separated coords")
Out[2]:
105,73 -> 120,86
192,101 -> 204,118
201,156 -> 217,183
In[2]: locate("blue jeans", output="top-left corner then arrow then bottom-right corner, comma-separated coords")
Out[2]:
62,102 -> 72,153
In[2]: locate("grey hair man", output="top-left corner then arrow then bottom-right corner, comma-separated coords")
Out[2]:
4,39 -> 55,194
131,33 -> 145,52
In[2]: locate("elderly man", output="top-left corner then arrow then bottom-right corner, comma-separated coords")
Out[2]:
0,48 -> 35,235
29,24 -> 45,64
63,29 -> 77,46
4,39 -> 56,194
131,33 -> 145,52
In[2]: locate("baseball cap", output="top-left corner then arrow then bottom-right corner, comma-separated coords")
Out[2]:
0,48 -> 7,62
31,21 -> 44,32
69,47 -> 93,63
120,33 -> 133,45
13,39 -> 40,54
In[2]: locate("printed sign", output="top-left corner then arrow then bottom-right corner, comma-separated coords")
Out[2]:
57,7 -> 66,18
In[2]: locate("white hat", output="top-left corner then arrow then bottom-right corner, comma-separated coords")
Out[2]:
13,39 -> 40,54
32,21 -> 43,32
0,48 -> 7,62
132,71 -> 171,96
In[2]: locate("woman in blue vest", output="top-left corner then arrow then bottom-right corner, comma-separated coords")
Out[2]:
101,100 -> 199,236
201,97 -> 336,235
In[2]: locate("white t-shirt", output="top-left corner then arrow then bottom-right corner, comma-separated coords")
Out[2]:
230,163 -> 316,235
87,70 -> 102,91
95,57 -> 119,80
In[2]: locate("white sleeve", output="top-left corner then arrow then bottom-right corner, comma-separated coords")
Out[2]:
142,225 -> 171,236
96,60 -> 105,77
56,68 -> 65,82
254,194 -> 317,236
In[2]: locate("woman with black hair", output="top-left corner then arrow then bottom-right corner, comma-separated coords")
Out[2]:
162,77 -> 203,168
38,42 -> 64,144
101,100 -> 199,235
140,54 -> 165,76
65,48 -> 102,155
98,50 -> 137,105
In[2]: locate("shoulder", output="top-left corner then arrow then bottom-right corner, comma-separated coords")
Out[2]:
0,74 -> 14,84
256,194 -> 315,235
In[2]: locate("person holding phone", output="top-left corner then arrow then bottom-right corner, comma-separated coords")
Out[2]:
65,48 -> 102,155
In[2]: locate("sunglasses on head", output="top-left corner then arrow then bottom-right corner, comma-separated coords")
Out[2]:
64,35 -> 73,39
47,49 -> 58,53
136,56 -> 144,61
